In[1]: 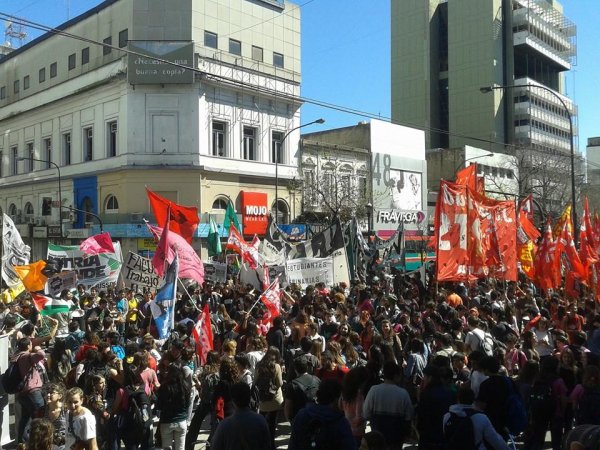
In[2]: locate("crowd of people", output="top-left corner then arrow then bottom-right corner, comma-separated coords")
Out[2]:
4,268 -> 600,450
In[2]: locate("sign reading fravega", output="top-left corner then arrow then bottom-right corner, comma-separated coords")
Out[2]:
241,191 -> 269,236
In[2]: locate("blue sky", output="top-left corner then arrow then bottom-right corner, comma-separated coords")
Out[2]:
3,0 -> 598,152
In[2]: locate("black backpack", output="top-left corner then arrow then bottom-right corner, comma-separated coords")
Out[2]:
254,372 -> 277,402
288,375 -> 320,419
77,362 -> 109,393
124,387 -> 152,436
529,380 -> 555,426
301,416 -> 342,450
1,361 -> 24,394
443,409 -> 480,450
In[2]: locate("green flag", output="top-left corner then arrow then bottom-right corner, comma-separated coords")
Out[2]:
207,217 -> 222,257
223,201 -> 240,231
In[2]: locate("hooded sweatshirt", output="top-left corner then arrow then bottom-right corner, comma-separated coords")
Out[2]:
442,404 -> 509,450
289,403 -> 356,450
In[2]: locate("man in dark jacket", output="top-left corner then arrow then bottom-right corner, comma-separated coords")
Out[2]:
211,382 -> 271,450
289,379 -> 357,450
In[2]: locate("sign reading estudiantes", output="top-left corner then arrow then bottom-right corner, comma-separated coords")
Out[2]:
128,41 -> 194,85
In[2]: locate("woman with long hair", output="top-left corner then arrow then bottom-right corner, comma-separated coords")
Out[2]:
47,339 -> 72,384
570,364 -> 600,426
23,383 -> 67,450
210,356 -> 240,443
254,346 -> 284,450
18,418 -> 54,450
339,337 -> 362,369
341,366 -> 369,445
522,330 -> 540,363
156,364 -> 191,450
64,387 -> 98,450
185,351 -> 220,450
379,319 -> 403,365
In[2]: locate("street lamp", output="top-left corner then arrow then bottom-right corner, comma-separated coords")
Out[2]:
17,156 -> 63,238
480,84 -> 577,243
62,205 -> 104,232
454,152 -> 494,175
275,118 -> 325,223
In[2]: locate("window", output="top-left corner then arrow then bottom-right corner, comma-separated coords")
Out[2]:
23,76 -> 30,90
26,143 -> 34,171
41,197 -> 52,216
103,37 -> 112,55
118,29 -> 128,48
11,146 -> 17,175
271,131 -> 283,163
243,126 -> 257,160
358,177 -> 367,198
273,52 -> 284,68
204,31 -> 218,49
63,133 -> 71,166
44,138 -> 52,167
229,39 -> 241,56
0,86 -> 5,99
82,47 -> 89,65
13,80 -> 19,94
212,121 -> 227,157
105,195 -> 119,213
273,200 -> 289,224
107,121 -> 118,157
68,53 -> 76,70
50,62 -> 57,78
251,46 -> 263,62
83,127 -> 93,161
39,68 -> 46,83
212,198 -> 228,210
8,204 -> 17,217
24,202 -> 34,217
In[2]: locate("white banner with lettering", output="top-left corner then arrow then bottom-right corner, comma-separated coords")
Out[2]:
122,252 -> 161,292
286,256 -> 334,288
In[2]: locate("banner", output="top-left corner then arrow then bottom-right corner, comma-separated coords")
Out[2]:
2,213 -> 31,288
122,252 -> 161,292
286,256 -> 334,288
436,181 -> 469,281
150,256 -> 179,339
287,219 -> 345,259
203,261 -> 227,283
47,242 -> 122,289
46,271 -> 78,296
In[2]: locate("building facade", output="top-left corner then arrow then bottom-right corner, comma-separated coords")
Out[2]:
392,0 -> 580,215
0,0 -> 302,260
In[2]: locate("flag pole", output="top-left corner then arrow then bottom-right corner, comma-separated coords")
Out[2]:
247,277 -> 278,315
177,277 -> 201,312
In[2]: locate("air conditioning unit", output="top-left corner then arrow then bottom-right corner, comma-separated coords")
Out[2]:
61,211 -> 74,221
131,212 -> 144,223
36,218 -> 46,226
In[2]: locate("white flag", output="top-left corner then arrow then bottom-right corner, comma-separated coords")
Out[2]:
2,214 -> 31,288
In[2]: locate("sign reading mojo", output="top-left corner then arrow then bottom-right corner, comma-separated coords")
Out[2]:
128,41 -> 194,84
47,242 -> 122,289
122,252 -> 161,292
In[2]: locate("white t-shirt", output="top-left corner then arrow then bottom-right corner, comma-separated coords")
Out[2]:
66,408 -> 96,450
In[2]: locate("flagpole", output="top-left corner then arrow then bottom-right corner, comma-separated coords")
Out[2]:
177,277 -> 201,312
247,277 -> 278,315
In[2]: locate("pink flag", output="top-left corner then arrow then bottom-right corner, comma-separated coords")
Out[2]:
192,304 -> 213,365
147,222 -> 204,285
80,232 -> 115,256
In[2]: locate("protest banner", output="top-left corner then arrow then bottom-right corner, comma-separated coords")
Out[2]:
47,242 -> 122,289
203,261 -> 227,283
46,271 -> 78,296
286,256 -> 334,288
122,252 -> 161,292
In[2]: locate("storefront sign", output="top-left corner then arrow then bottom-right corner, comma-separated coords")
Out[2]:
32,227 -> 48,239
67,229 -> 90,239
241,191 -> 269,236
137,238 -> 157,251
47,226 -> 63,238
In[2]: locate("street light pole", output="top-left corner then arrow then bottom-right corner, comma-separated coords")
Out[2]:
17,156 -> 63,238
275,118 -> 325,223
480,84 -> 578,243
62,205 -> 103,232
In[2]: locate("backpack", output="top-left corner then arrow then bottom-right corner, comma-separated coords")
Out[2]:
576,387 -> 600,426
504,377 -> 528,435
249,383 -> 261,412
254,372 -> 278,402
77,362 -> 109,393
288,375 -> 320,419
475,330 -> 494,357
124,387 -> 152,436
302,416 -> 342,450
528,380 -> 554,426
1,361 -> 24,394
443,409 -> 480,450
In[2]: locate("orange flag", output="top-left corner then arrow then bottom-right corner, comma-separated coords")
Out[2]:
14,260 -> 48,292
146,188 -> 199,244
555,218 -> 587,282
455,165 -> 478,191
534,219 -> 560,291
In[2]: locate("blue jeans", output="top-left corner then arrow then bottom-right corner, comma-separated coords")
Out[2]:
17,389 -> 44,443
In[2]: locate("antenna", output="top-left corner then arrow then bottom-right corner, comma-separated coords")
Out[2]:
4,20 -> 27,49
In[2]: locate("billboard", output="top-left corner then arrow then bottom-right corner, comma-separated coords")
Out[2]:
372,151 -> 426,232
128,41 -> 194,84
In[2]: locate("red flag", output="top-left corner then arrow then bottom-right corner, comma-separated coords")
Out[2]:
534,219 -> 560,291
146,188 -> 199,243
436,181 -> 469,281
260,277 -> 281,322
519,195 -> 535,223
227,225 -> 262,269
455,164 -> 478,191
80,232 -> 115,256
147,220 -> 204,285
556,218 -> 587,282
580,197 -> 598,272
192,304 -> 213,365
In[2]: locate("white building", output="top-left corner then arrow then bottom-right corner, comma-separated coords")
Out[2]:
0,0 -> 302,259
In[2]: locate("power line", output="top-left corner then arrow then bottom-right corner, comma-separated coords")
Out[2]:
0,10 -> 586,164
